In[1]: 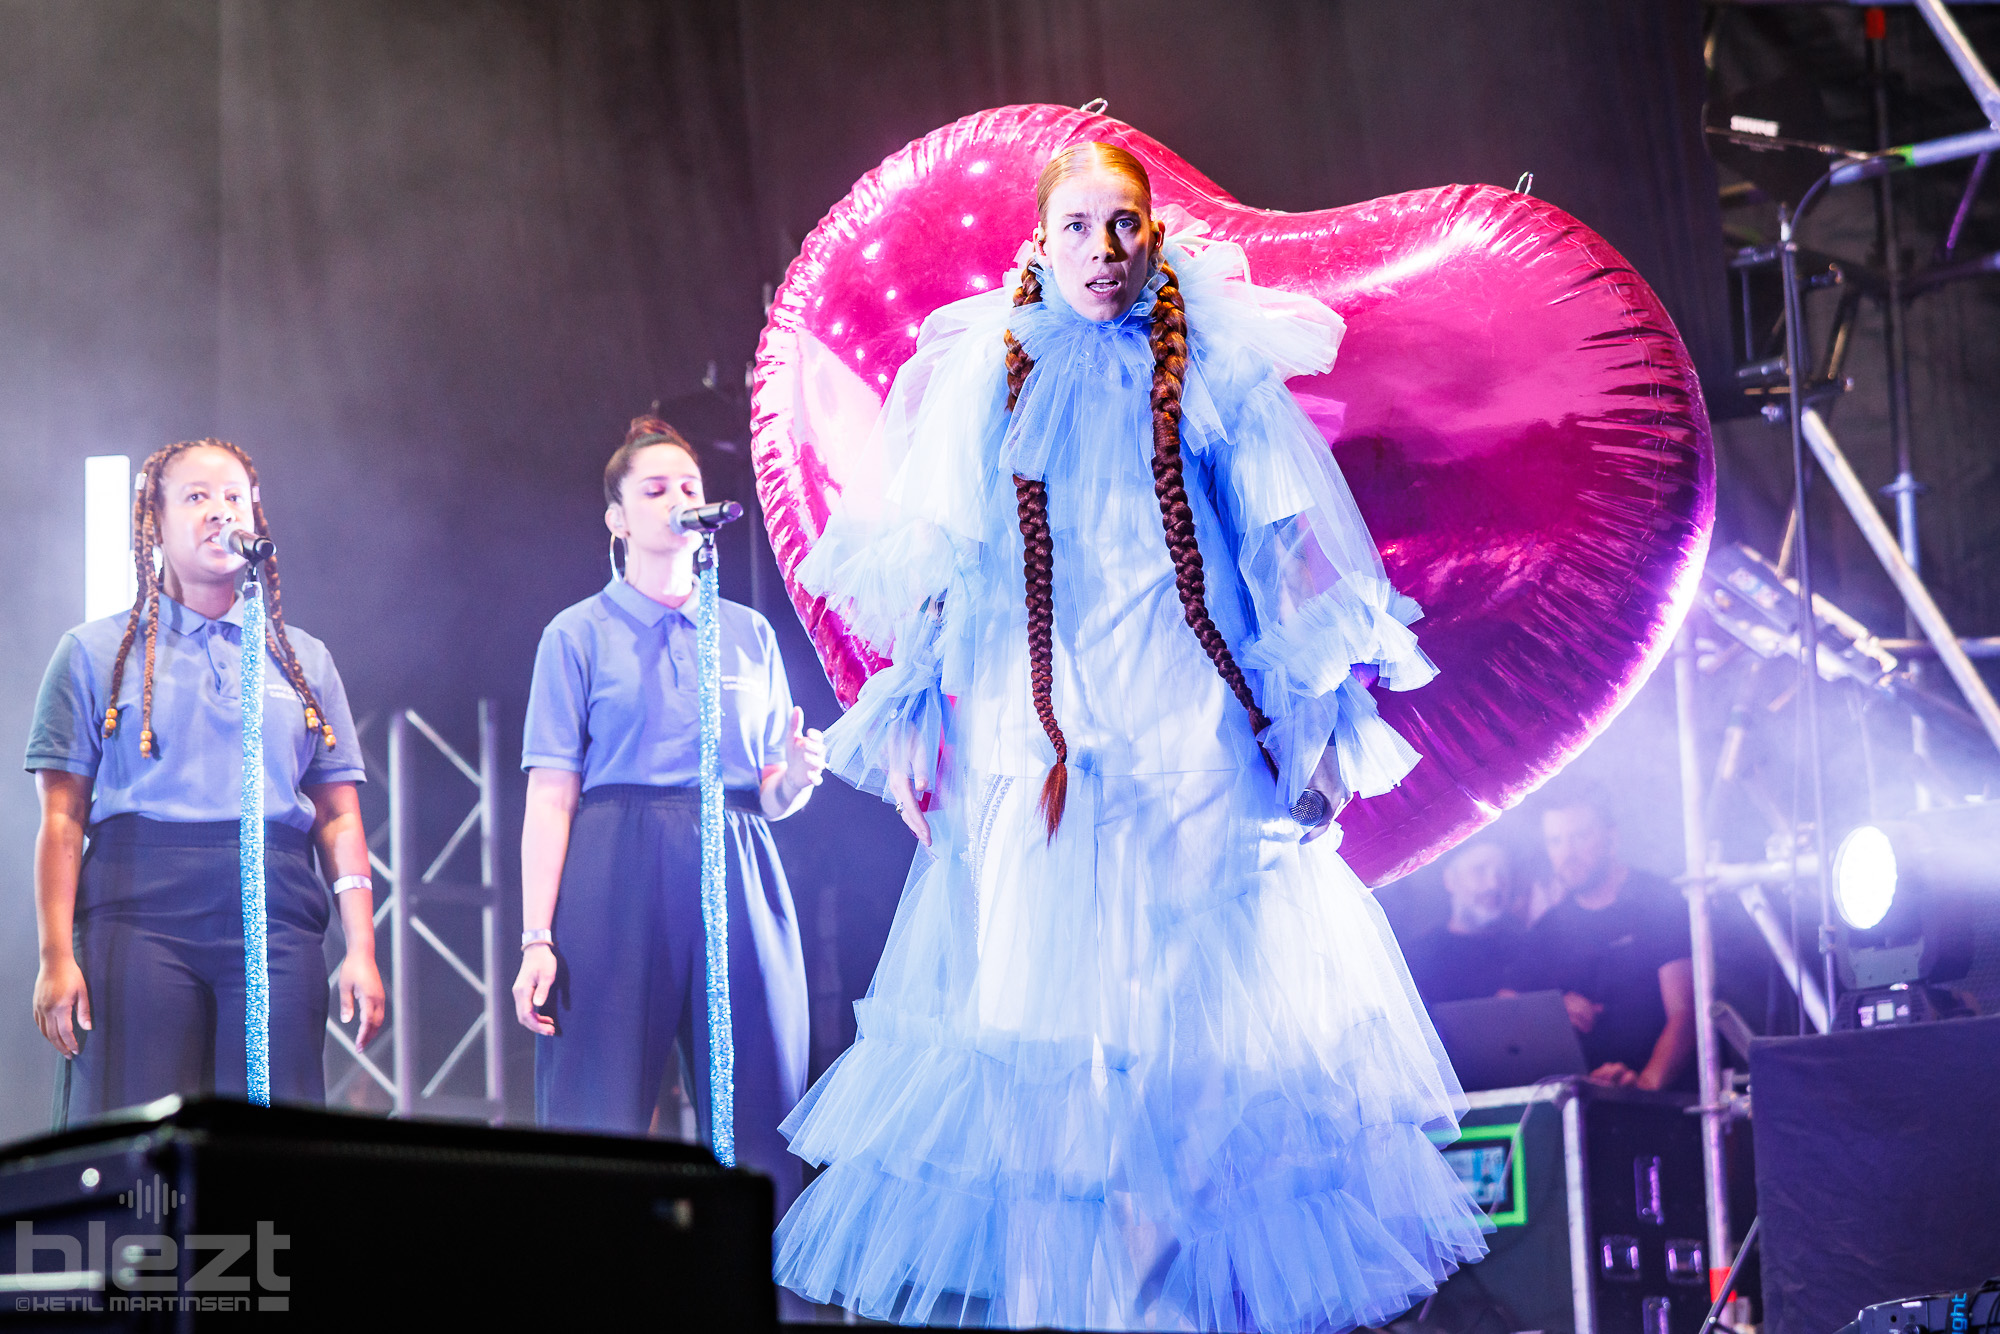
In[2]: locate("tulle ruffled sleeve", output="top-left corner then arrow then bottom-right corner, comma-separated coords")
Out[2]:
1170,236 -> 1439,806
817,601 -> 949,801
795,284 -> 1018,802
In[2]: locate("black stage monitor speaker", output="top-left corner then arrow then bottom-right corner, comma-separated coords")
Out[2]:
0,1097 -> 775,1329
1752,1015 -> 2000,1334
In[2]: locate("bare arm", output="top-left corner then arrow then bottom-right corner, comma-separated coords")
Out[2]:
513,767 -> 581,1035
31,770 -> 94,1057
1637,957 -> 1696,1092
306,781 -> 385,1051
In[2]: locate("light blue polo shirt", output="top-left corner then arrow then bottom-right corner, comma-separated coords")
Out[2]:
523,578 -> 795,793
26,593 -> 366,832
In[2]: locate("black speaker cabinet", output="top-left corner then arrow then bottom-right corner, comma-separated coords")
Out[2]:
1753,1016 -> 2000,1334
0,1097 -> 774,1329
1415,1080 -> 1721,1334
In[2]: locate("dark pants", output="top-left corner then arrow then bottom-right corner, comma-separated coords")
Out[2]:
536,785 -> 808,1216
66,816 -> 331,1122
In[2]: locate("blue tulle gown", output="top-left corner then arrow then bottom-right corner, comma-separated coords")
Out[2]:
777,233 -> 1491,1331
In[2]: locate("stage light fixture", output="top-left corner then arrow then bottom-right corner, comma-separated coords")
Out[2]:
1830,803 -> 2000,1025
1832,824 -> 1897,931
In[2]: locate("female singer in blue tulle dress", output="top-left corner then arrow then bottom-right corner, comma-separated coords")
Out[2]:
775,142 -> 1489,1332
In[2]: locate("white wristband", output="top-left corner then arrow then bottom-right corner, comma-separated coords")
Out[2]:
522,929 -> 554,951
331,875 -> 372,896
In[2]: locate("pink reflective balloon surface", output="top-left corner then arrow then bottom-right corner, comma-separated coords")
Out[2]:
751,104 -> 1714,885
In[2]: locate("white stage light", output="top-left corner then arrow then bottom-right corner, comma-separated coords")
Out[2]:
83,455 -> 134,621
1833,825 -> 1898,931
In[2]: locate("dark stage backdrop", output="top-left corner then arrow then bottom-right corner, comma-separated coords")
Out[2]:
0,0 -> 1725,1140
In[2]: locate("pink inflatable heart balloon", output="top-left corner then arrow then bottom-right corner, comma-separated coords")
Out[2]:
752,104 -> 1714,885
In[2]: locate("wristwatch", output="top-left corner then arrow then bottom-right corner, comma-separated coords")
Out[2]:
521,928 -> 554,952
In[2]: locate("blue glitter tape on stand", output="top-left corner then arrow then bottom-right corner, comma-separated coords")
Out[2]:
238,577 -> 271,1107
696,542 -> 735,1165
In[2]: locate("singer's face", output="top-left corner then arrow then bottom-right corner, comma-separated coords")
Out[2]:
156,446 -> 253,590
1036,165 -> 1157,323
609,443 -> 705,556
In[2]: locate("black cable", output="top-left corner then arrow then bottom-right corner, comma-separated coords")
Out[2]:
1697,1215 -> 1762,1334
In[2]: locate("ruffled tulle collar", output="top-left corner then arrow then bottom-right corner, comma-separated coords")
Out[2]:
1024,257 -> 1172,332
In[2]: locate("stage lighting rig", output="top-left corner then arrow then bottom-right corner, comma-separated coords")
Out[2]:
1699,542 -> 1899,689
1829,802 -> 2000,1029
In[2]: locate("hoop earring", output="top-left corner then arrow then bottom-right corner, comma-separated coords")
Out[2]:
151,546 -> 164,577
608,534 -> 624,581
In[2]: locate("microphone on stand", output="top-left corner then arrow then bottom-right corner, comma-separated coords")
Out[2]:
221,523 -> 276,563
671,501 -> 745,534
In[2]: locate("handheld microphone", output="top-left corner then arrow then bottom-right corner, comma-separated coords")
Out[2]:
1290,789 -> 1331,828
221,523 -> 275,563
671,501 -> 745,534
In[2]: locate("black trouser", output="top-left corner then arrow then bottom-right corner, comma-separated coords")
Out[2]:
64,815 -> 330,1123
535,785 -> 808,1216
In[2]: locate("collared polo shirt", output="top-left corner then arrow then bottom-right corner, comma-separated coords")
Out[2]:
522,578 -> 795,792
26,593 -> 365,831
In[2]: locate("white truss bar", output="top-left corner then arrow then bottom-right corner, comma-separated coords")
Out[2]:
422,803 -> 484,885
422,1013 -> 490,1101
404,709 -> 482,785
411,913 -> 488,996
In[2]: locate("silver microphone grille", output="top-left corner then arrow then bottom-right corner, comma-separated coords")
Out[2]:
1290,789 -> 1331,827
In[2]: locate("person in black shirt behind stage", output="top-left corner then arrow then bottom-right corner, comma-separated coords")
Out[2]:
1402,838 -> 1520,1006
1504,780 -> 1694,1091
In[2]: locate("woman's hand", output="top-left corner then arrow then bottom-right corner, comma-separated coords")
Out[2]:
784,707 -> 827,793
762,708 -> 828,820
337,951 -> 387,1051
886,767 -> 932,847
1298,745 -> 1352,845
32,954 -> 90,1058
513,947 -> 558,1036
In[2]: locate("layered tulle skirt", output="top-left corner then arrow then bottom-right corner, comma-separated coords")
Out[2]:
775,761 -> 1490,1331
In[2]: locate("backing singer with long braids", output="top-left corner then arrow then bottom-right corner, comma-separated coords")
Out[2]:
27,439 -> 385,1122
102,439 -> 334,761
779,140 -> 1482,1330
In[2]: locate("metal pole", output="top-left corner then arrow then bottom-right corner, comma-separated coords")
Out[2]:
1563,1090 -> 1596,1334
1674,628 -> 1733,1286
1736,884 -> 1831,1034
1800,409 -> 2000,753
1913,0 -> 2000,130
1870,24 -> 1923,583
1778,206 -> 1842,1028
389,711 -> 414,1116
479,698 -> 504,1122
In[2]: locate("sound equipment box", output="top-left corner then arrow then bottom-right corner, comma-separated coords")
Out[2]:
1411,1079 -> 1736,1334
0,1096 -> 775,1329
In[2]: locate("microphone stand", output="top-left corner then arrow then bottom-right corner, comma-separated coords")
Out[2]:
238,562 -> 273,1106
693,531 -> 735,1165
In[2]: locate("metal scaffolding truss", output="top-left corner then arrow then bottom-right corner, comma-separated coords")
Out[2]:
323,701 -> 505,1123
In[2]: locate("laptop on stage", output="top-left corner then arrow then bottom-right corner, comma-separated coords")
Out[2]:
1428,990 -> 1589,1092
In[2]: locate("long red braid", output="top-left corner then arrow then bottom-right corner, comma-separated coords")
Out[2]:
102,440 -> 335,760
1003,148 -> 1269,840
